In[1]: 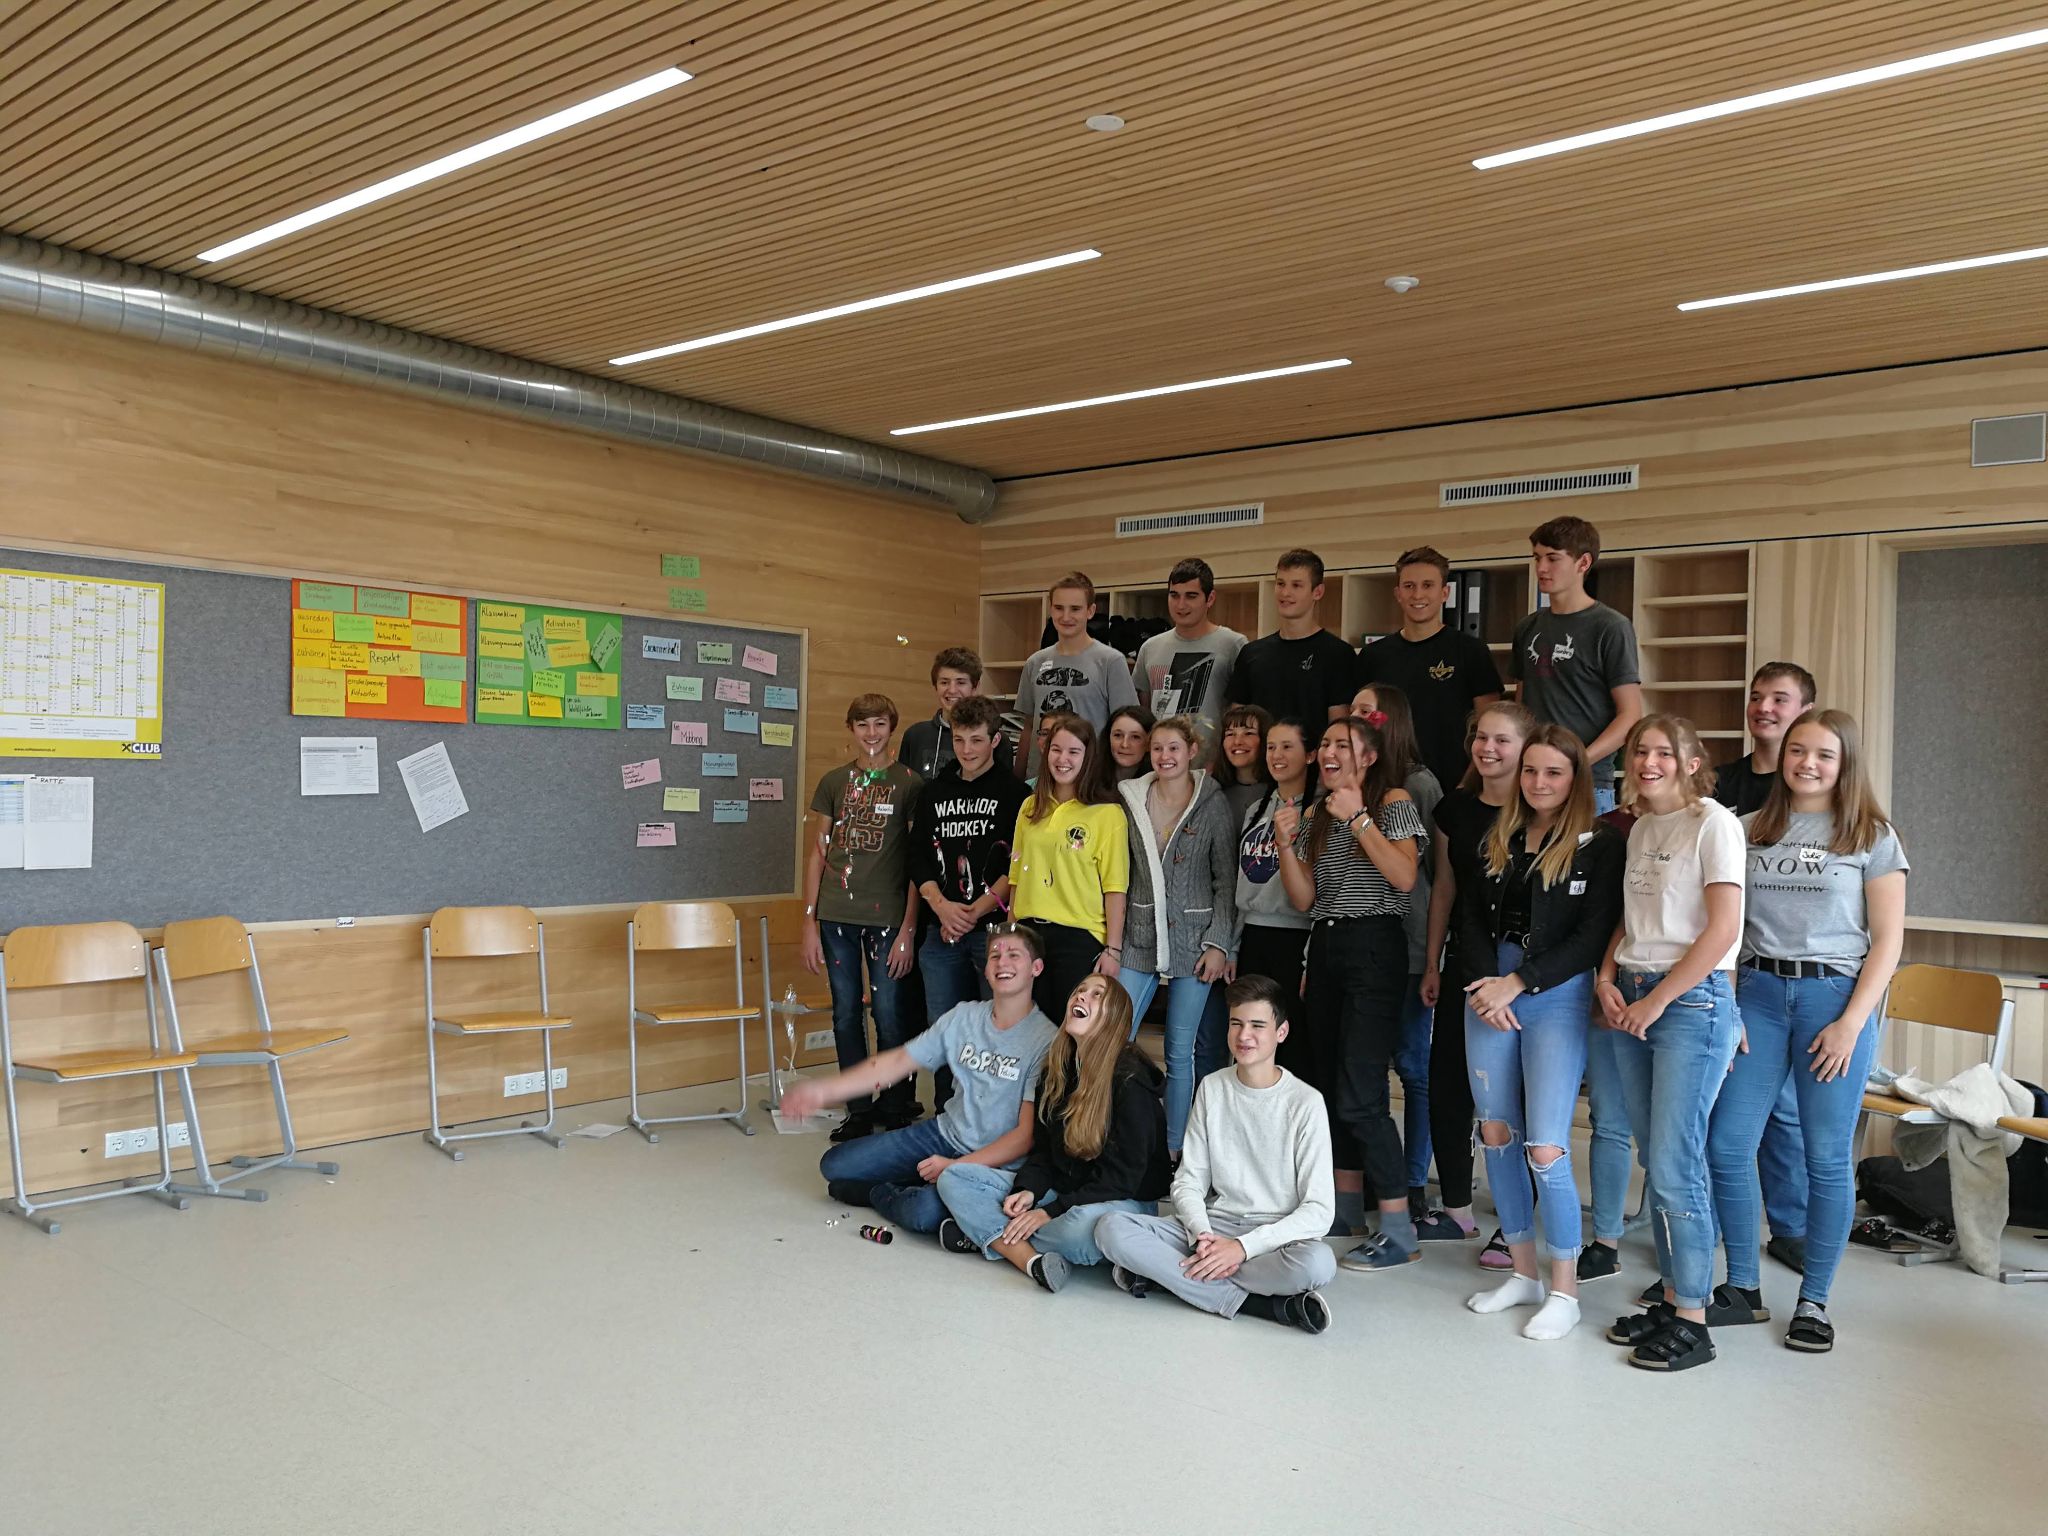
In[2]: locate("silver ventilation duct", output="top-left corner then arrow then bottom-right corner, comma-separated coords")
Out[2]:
0,233 -> 999,524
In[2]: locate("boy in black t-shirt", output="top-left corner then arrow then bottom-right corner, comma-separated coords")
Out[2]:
1356,544 -> 1503,793
1713,661 -> 1816,817
1227,547 -> 1357,727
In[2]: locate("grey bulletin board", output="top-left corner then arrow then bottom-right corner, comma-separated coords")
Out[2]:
1,547 -> 804,927
1892,542 -> 2048,926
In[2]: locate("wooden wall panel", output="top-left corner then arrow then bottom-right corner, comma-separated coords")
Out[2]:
1752,535 -> 1870,715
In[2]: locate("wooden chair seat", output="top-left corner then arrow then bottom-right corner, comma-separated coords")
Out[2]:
1999,1115 -> 2048,1142
769,994 -> 832,1014
433,1009 -> 572,1032
1862,1091 -> 1943,1121
637,1001 -> 763,1025
13,1046 -> 198,1080
193,1027 -> 350,1059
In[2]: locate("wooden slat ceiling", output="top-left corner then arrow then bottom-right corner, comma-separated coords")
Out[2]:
7,0 -> 2048,479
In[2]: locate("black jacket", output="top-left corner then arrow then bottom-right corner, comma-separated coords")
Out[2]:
1457,821 -> 1625,995
1013,1051 -> 1171,1217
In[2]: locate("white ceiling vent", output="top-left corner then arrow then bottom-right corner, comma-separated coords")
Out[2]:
1971,414 -> 2046,466
1439,464 -> 1640,507
1114,502 -> 1264,539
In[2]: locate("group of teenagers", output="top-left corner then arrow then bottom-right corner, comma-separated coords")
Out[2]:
780,516 -> 1909,1372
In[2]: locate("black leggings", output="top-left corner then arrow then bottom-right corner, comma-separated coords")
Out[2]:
1022,919 -> 1101,1025
1429,951 -> 1475,1208
1301,914 -> 1408,1194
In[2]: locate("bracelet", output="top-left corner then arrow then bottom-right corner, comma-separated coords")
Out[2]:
1104,946 -> 1122,959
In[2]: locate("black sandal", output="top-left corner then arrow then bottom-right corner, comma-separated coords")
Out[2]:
1605,1301 -> 1673,1346
1628,1316 -> 1716,1371
1848,1218 -> 1918,1254
1785,1311 -> 1835,1353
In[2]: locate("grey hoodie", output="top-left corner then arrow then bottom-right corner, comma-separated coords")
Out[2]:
1118,769 -> 1238,977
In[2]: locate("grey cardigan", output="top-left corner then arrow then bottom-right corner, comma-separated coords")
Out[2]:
1118,770 -> 1238,977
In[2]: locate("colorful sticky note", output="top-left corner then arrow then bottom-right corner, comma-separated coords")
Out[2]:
575,671 -> 618,697
590,624 -> 621,671
698,642 -> 732,665
411,593 -> 461,625
530,668 -> 567,698
622,759 -> 662,789
332,612 -> 376,643
479,657 -> 524,688
626,704 -> 666,729
669,586 -> 707,612
543,614 -> 586,643
663,787 -> 700,813
370,616 -> 412,647
660,554 -> 700,579
712,799 -> 748,824
411,623 -> 461,654
741,645 -> 778,676
479,602 -> 524,630
761,722 -> 795,747
723,708 -> 758,735
666,675 -> 703,701
346,675 -> 388,705
673,721 -> 709,747
763,685 -> 799,710
548,639 -> 591,668
292,667 -> 345,716
637,821 -> 677,847
418,652 -> 466,682
477,687 -> 524,716
368,646 -> 421,677
714,676 -> 751,705
565,697 -> 608,721
298,582 -> 355,612
355,587 -> 410,618
702,752 -> 738,777
642,635 -> 682,663
422,678 -> 464,709
527,692 -> 564,719
522,623 -> 548,670
327,641 -> 370,671
479,631 -> 523,661
292,608 -> 334,640
748,777 -> 784,801
291,637 -> 331,669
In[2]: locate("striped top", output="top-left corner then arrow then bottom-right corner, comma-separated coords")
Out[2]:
1292,797 -> 1428,924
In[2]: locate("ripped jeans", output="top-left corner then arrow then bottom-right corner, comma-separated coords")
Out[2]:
1463,943 -> 1592,1260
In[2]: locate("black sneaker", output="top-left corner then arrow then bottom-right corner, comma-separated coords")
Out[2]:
1279,1290 -> 1332,1334
936,1217 -> 979,1255
1704,1284 -> 1770,1327
828,1114 -> 876,1144
1110,1263 -> 1151,1299
1628,1316 -> 1716,1372
1028,1253 -> 1071,1293
879,1102 -> 925,1130
1576,1241 -> 1621,1282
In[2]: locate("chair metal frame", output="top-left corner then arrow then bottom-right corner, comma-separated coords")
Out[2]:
626,902 -> 756,1142
1996,1115 -> 2048,1286
153,919 -> 345,1201
1,922 -> 195,1235
754,913 -> 834,1115
422,906 -> 570,1160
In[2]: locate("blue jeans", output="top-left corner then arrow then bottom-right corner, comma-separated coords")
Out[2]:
935,1162 -> 1151,1266
919,924 -> 990,1111
1708,969 -> 1880,1304
1758,1077 -> 1808,1239
1117,968 -> 1214,1155
1584,1024 -> 1644,1242
1593,782 -> 1617,816
1610,969 -> 1743,1309
821,920 -> 911,1118
818,1117 -> 964,1232
1396,973 -> 1433,1190
1465,944 -> 1593,1258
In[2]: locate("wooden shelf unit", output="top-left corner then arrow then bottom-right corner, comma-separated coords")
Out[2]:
1630,548 -> 1753,739
979,592 -> 1046,707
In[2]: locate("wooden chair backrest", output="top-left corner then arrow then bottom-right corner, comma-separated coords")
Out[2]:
1886,964 -> 2006,1037
430,906 -> 540,958
160,916 -> 255,981
2,922 -> 149,989
633,901 -> 738,953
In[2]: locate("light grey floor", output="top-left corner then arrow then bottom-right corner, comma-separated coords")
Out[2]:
3,1075 -> 2044,1536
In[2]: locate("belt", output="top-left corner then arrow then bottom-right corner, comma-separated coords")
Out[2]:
1743,956 -> 1854,980
1314,912 -> 1402,928
1497,930 -> 1530,949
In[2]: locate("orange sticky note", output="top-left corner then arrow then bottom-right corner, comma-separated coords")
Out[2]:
345,674 -> 388,705
292,608 -> 334,640
292,667 -> 345,717
574,670 -> 618,697
368,646 -> 421,677
410,623 -> 461,654
527,692 -> 564,719
410,594 -> 461,626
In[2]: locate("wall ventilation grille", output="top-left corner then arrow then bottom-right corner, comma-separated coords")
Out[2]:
1971,414 -> 2046,467
1439,464 -> 1640,507
1114,502 -> 1265,538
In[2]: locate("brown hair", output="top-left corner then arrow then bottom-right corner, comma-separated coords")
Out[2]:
1394,545 -> 1451,582
1034,976 -> 1136,1160
1150,715 -> 1203,755
948,694 -> 1004,736
845,692 -> 898,730
1276,548 -> 1326,586
1456,699 -> 1536,792
1529,516 -> 1600,566
1351,681 -> 1421,789
1751,661 -> 1817,706
1486,723 -> 1597,887
1167,557 -> 1215,594
984,920 -> 1044,964
1625,713 -> 1715,803
1049,571 -> 1097,606
1025,712 -> 1117,821
1227,971 -> 1292,1025
1749,708 -> 1895,856
931,646 -> 983,685
1305,717 -> 1404,864
1208,702 -> 1274,783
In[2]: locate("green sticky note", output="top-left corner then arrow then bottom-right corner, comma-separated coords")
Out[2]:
522,620 -> 548,670
565,696 -> 609,721
669,586 -> 707,612
299,582 -> 355,612
661,554 -> 700,579
418,652 -> 466,682
666,675 -> 703,701
355,587 -> 410,617
698,641 -> 732,665
422,678 -> 464,709
478,657 -> 525,688
530,668 -> 566,698
591,623 -> 621,672
332,612 -> 376,643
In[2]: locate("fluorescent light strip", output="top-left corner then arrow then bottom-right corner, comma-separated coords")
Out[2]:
610,249 -> 1102,366
197,66 -> 692,262
890,358 -> 1352,436
1474,24 -> 2048,169
1680,243 -> 2048,310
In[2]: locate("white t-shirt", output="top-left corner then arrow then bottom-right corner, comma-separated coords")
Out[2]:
1616,799 -> 1746,973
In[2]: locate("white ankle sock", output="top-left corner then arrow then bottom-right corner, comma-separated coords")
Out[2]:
1522,1291 -> 1582,1340
1467,1273 -> 1545,1313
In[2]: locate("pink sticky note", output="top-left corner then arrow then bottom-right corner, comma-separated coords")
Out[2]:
715,676 -> 752,705
748,777 -> 784,801
741,644 -> 778,675
672,721 -> 708,746
636,821 -> 676,847
621,758 -> 662,788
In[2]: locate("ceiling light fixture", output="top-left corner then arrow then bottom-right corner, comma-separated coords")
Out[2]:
608,248 -> 1102,366
1085,113 -> 1126,132
1679,242 -> 2048,310
1473,24 -> 2048,169
889,358 -> 1352,436
197,66 -> 692,262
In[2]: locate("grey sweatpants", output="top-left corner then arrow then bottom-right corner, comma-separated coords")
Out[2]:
1095,1210 -> 1337,1318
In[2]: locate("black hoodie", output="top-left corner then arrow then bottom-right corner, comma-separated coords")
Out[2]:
1013,1050 -> 1172,1217
907,758 -> 1030,916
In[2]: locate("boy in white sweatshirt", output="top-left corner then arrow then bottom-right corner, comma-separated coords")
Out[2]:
1095,974 -> 1337,1332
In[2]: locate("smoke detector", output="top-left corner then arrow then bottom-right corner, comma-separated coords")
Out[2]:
1385,275 -> 1420,294
1085,113 -> 1125,132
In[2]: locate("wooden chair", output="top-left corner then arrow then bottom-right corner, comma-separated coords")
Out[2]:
153,916 -> 349,1200
1,921 -> 196,1234
627,902 -> 759,1141
422,906 -> 572,1160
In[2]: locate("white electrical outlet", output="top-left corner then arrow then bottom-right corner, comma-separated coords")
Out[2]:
803,1029 -> 833,1052
131,1125 -> 160,1155
103,1130 -> 130,1158
504,1072 -> 538,1097
549,1067 -> 567,1090
167,1121 -> 190,1149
